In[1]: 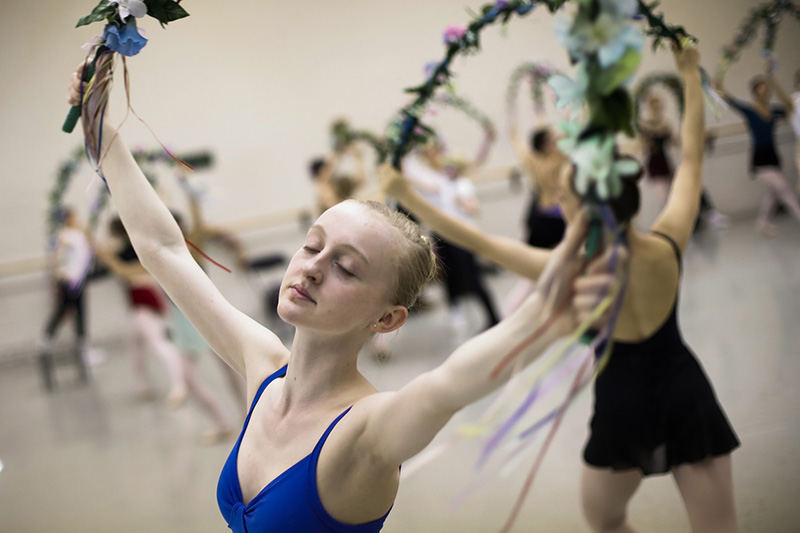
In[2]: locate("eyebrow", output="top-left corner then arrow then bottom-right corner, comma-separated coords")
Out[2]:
309,224 -> 370,264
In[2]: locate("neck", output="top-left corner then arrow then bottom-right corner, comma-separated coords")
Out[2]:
279,328 -> 367,414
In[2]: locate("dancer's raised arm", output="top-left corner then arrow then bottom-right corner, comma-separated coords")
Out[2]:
651,45 -> 705,252
68,65 -> 287,381
354,214 -> 624,466
380,163 -> 552,279
766,62 -> 795,115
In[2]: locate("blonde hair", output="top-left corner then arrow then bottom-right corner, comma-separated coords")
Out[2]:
353,200 -> 438,309
443,155 -> 469,176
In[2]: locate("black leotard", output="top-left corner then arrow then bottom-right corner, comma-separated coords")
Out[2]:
583,232 -> 739,475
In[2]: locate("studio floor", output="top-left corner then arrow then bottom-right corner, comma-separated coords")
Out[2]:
1,214 -> 799,532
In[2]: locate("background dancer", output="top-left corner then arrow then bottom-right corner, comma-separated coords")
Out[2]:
96,218 -> 235,442
405,132 -> 501,336
38,206 -> 93,390
383,45 -> 740,533
715,61 -> 800,236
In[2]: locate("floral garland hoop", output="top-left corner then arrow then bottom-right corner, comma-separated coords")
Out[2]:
329,119 -> 390,162
717,0 -> 800,76
431,92 -> 496,137
632,71 -> 685,125
505,61 -> 561,115
384,0 -> 694,201
47,147 -> 90,251
47,146 -> 213,251
384,1 -> 571,168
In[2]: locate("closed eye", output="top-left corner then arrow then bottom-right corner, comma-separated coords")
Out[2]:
303,246 -> 320,254
335,262 -> 355,277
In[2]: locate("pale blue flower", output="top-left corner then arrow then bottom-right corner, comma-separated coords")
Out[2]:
556,120 -> 582,154
555,11 -> 644,68
109,0 -> 147,22
103,18 -> 148,56
569,136 -> 641,200
548,67 -> 589,111
599,0 -> 638,18
596,20 -> 643,67
570,135 -> 615,198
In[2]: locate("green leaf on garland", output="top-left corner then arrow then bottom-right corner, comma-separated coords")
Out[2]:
76,0 -> 116,27
588,89 -> 635,137
144,0 -> 190,27
592,48 -> 641,95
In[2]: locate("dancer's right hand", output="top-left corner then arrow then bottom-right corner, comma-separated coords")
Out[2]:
673,42 -> 700,75
378,163 -> 409,198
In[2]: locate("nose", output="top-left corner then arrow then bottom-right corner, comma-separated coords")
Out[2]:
301,254 -> 324,285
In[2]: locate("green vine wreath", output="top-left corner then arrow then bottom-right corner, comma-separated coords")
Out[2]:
330,119 -> 390,161
632,71 -> 684,125
432,93 -> 495,136
506,62 -> 561,114
48,146 -> 213,249
717,0 -> 800,76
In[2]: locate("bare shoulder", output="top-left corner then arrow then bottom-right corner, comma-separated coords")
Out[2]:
329,386 -> 385,441
316,390 -> 400,524
616,236 -> 681,341
627,234 -> 680,304
633,233 -> 680,274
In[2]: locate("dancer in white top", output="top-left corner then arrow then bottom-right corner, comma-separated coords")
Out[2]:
38,207 -> 94,389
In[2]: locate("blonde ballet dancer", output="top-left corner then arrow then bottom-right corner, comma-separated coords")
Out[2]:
68,59 -> 624,531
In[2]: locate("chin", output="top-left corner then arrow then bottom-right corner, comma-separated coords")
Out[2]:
276,298 -> 305,327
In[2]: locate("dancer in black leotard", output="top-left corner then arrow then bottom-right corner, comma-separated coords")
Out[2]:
509,120 -> 569,249
583,231 -> 738,474
638,93 -> 728,231
404,140 -> 501,334
383,45 -> 739,533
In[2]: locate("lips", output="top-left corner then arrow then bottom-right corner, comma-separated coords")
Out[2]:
289,284 -> 316,304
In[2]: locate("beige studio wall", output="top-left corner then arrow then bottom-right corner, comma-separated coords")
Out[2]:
1,0 -> 799,267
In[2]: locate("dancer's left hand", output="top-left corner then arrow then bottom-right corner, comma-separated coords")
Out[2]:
534,211 -> 627,336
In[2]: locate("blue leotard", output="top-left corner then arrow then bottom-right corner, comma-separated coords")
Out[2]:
217,365 -> 390,532
724,96 -> 787,172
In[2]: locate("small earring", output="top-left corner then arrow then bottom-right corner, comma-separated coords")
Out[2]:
372,323 -> 377,328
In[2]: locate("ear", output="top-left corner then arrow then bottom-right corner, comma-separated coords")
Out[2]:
374,305 -> 408,334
